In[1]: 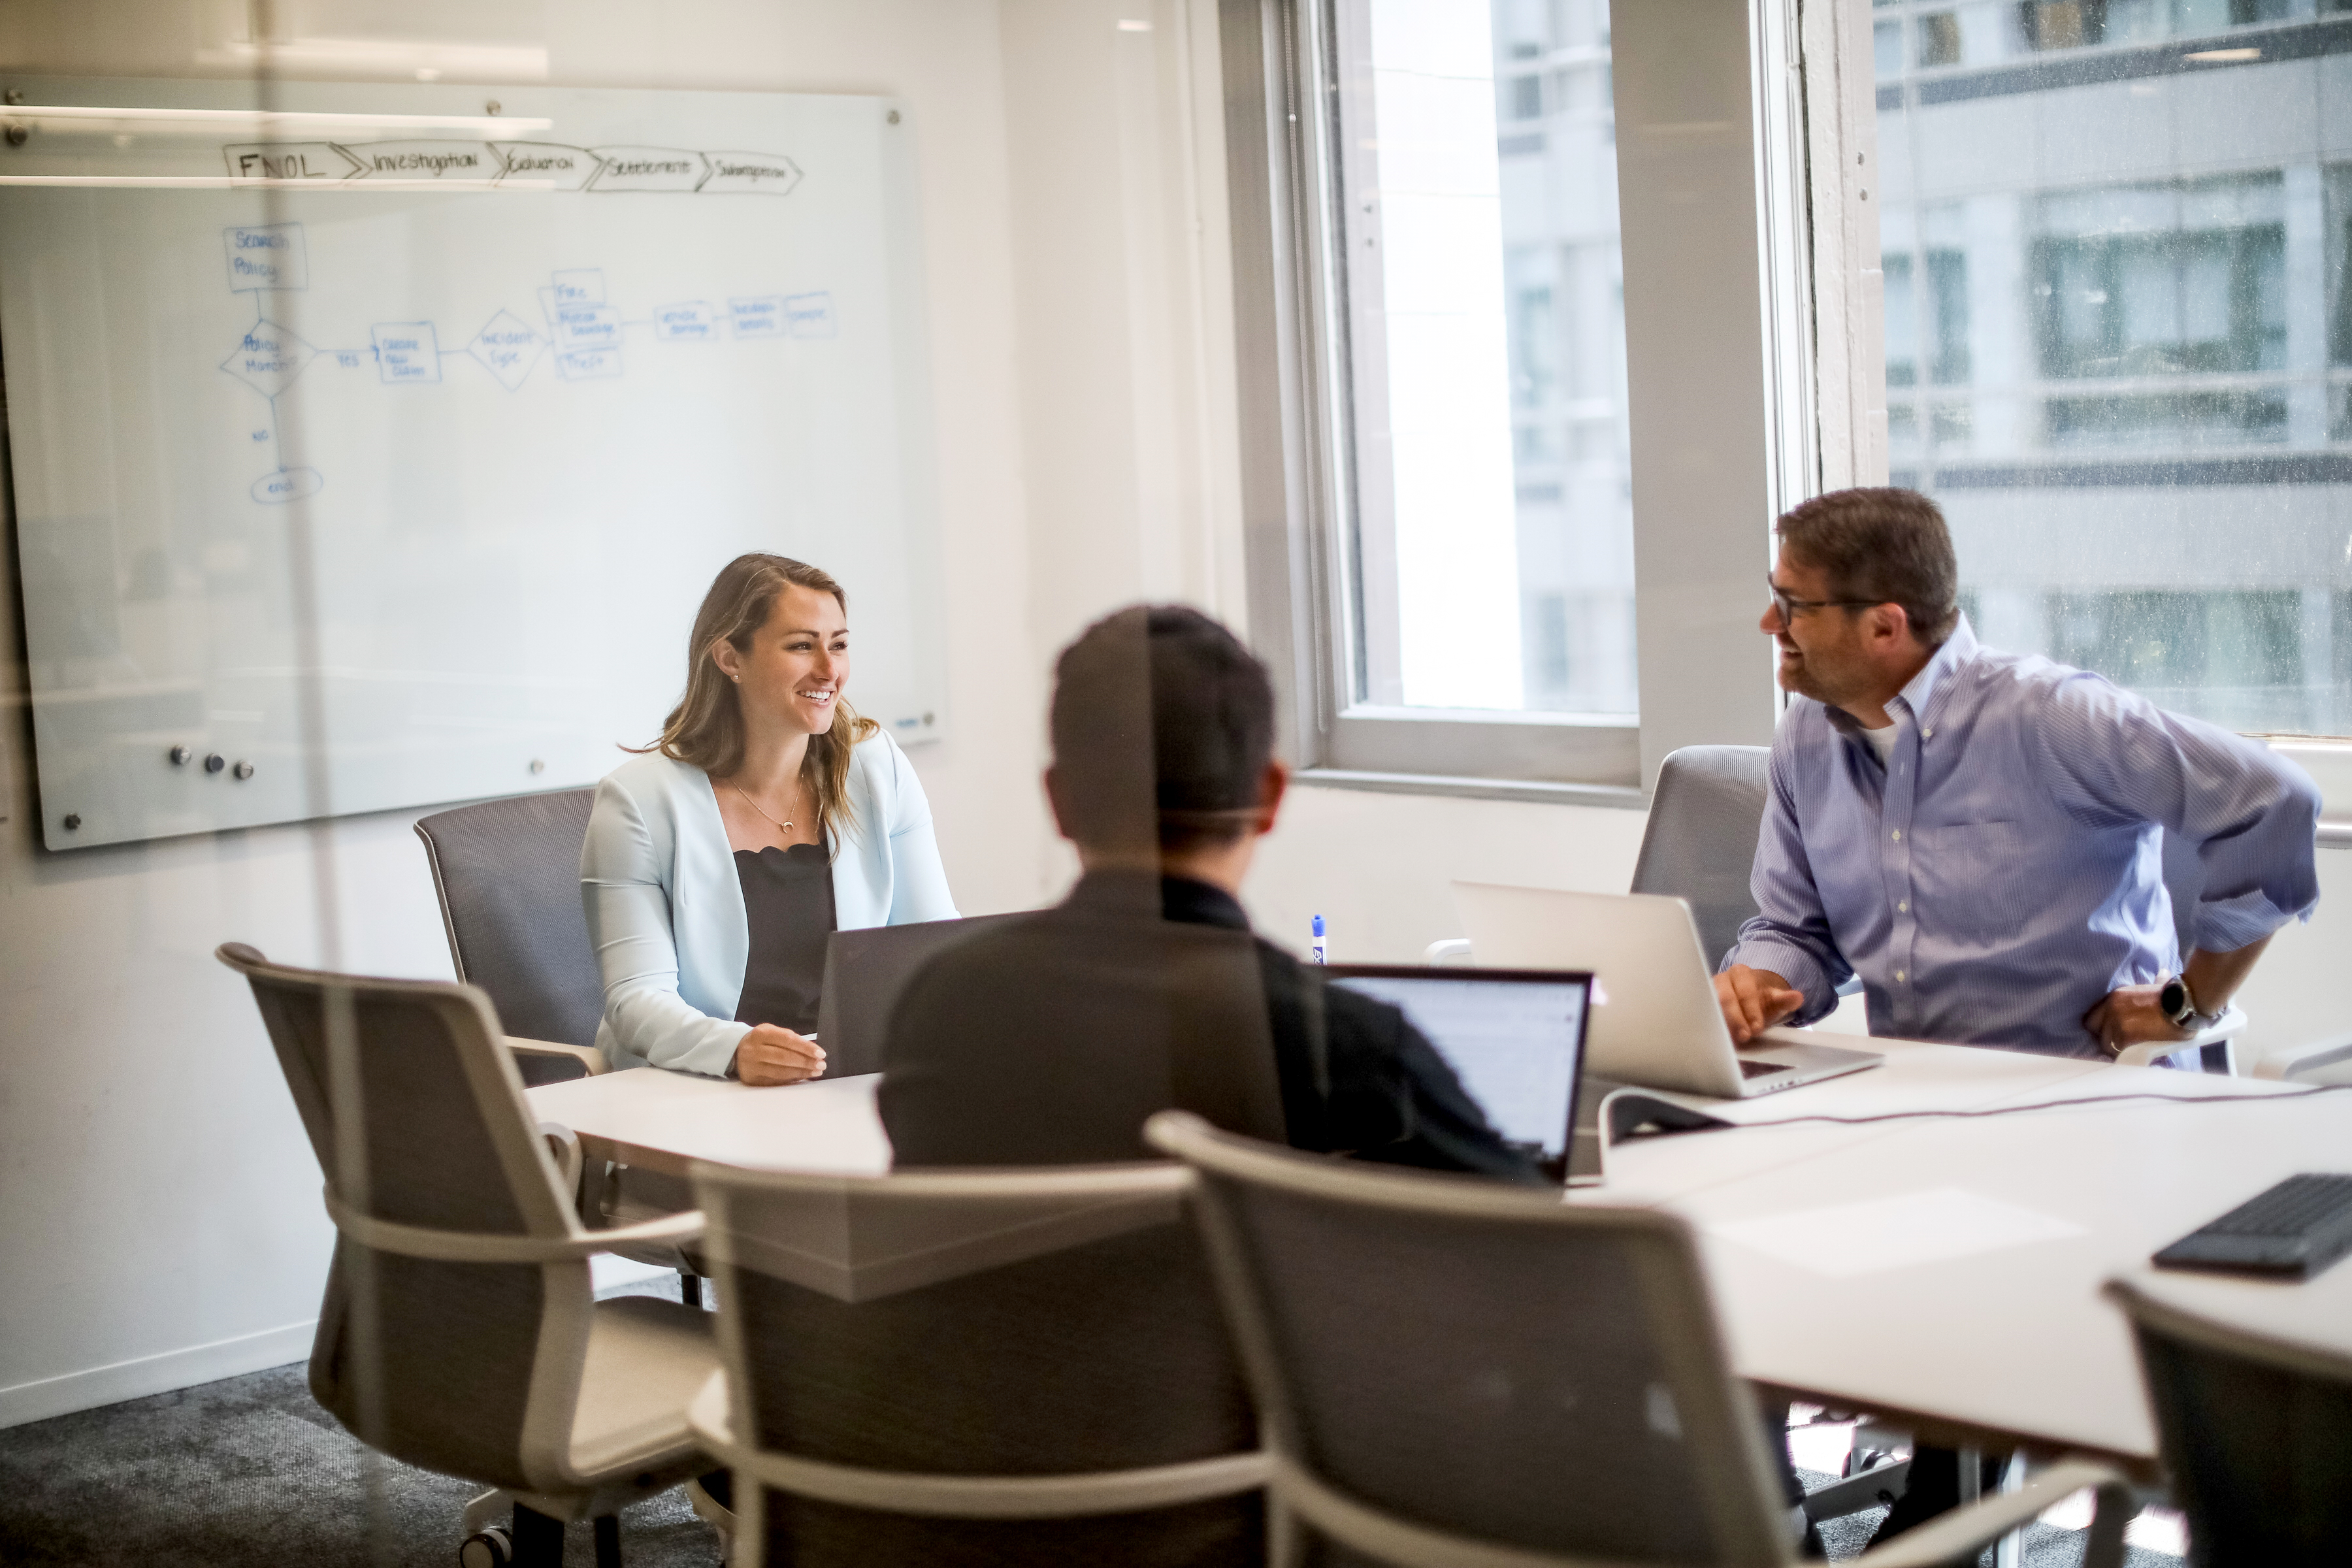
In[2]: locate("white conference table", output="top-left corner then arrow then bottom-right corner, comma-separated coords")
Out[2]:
527,1041 -> 2352,1478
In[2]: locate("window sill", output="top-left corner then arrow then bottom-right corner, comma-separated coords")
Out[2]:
1293,768 -> 1648,810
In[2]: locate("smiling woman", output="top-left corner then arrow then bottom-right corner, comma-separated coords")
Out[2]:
581,554 -> 958,1084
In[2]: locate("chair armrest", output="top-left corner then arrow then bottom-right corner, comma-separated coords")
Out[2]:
1851,1459 -> 2132,1568
2114,1004 -> 2246,1068
539,1121 -> 585,1201
324,1187 -> 705,1262
508,1036 -> 606,1076
2249,1028 -> 2352,1082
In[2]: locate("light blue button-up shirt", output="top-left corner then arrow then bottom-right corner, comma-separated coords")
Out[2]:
1724,617 -> 2321,1057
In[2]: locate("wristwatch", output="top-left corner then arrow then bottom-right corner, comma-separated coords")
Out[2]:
2159,974 -> 2217,1032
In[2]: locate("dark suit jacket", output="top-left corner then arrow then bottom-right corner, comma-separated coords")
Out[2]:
879,872 -> 1537,1181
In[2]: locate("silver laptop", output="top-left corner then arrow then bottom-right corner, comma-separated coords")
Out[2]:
1451,883 -> 1880,1100
1322,964 -> 1594,1183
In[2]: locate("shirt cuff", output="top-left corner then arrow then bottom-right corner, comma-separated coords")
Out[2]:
1720,936 -> 1841,1028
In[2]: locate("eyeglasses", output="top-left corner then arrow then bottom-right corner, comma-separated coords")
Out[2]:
1765,574 -> 1883,626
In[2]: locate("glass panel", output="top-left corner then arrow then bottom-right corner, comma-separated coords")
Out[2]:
1330,0 -> 1634,715
1874,1 -> 2352,735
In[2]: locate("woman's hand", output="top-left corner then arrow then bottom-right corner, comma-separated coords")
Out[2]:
733,1024 -> 826,1085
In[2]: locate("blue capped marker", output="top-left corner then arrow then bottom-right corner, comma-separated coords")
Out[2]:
1311,915 -> 1326,965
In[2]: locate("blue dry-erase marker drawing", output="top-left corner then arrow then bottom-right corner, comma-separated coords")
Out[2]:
1311,915 -> 1326,965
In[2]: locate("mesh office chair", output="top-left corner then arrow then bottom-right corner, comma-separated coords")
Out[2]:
1147,1111 -> 2131,1568
218,943 -> 717,1568
415,789 -> 606,1085
2106,1274 -> 2352,1564
416,788 -> 703,1285
685,1160 -> 1269,1568
1631,744 -> 1775,968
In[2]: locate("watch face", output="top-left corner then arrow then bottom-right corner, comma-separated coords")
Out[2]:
2159,977 -> 2187,1017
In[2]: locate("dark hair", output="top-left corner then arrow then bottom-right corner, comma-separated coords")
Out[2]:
1774,487 -> 1960,647
1050,606 -> 1276,855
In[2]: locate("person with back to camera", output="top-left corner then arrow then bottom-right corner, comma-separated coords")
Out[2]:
879,606 -> 1827,1558
581,552 -> 956,1082
1714,486 -> 2319,1544
880,604 -> 1532,1175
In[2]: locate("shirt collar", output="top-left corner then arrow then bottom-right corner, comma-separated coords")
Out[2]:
1821,613 -> 1979,736
1066,870 -> 1252,932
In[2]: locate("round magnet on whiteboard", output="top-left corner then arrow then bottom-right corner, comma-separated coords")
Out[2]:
233,760 -> 255,780
169,745 -> 193,766
62,814 -> 80,830
204,753 -> 226,774
530,759 -> 546,774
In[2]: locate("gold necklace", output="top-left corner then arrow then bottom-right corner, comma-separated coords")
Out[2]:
728,778 -> 804,836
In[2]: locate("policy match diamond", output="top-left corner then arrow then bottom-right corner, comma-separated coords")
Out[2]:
220,321 -> 316,399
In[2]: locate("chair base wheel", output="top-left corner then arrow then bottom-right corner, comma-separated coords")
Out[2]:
458,1526 -> 514,1568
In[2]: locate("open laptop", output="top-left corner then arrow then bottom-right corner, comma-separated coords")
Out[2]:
1322,964 -> 1594,1184
815,912 -> 1034,1078
1451,883 -> 1881,1100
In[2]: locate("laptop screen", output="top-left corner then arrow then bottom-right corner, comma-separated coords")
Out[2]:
1323,966 -> 1593,1181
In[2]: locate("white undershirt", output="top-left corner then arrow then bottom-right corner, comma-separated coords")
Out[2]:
1862,723 -> 1899,770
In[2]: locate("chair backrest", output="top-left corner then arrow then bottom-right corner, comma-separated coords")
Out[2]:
2108,1275 -> 2352,1563
218,941 -> 585,1493
694,1159 -> 1262,1566
414,788 -> 603,1051
1631,745 -> 1772,969
1149,1111 -> 1794,1568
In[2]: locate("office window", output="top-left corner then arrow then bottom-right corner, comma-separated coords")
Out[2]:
1328,0 -> 1635,719
1874,1 -> 2352,734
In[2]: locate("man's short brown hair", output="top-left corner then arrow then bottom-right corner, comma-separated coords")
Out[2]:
1051,606 -> 1277,855
1774,487 -> 1960,648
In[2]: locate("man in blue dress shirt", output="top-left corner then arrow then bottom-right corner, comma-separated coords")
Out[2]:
1715,487 -> 2321,1545
1715,485 -> 2319,1062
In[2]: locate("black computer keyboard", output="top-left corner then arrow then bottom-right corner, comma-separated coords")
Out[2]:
2152,1173 -> 2352,1281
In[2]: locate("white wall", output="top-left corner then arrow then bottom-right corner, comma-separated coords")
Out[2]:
0,0 -> 1061,1426
1243,788 -> 1646,962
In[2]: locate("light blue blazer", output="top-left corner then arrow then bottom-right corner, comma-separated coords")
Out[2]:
580,733 -> 958,1075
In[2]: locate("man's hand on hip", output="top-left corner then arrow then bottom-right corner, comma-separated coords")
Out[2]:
1714,966 -> 1805,1045
2082,985 -> 2195,1056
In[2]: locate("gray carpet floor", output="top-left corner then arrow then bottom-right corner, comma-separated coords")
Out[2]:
0,1281 -> 2181,1567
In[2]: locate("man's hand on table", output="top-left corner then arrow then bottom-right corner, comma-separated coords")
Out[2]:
1714,966 -> 1805,1045
733,1023 -> 826,1086
2083,985 -> 2196,1056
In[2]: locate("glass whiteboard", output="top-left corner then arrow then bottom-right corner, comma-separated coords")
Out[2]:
1,76 -> 943,850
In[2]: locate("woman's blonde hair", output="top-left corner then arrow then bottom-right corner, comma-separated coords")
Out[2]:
638,553 -> 879,844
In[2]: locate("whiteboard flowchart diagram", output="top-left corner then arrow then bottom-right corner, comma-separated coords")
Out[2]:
217,137 -> 838,504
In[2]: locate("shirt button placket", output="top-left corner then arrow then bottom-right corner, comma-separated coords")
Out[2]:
1884,710 -> 1921,1034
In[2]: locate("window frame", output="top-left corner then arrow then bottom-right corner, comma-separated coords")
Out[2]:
1218,0 -> 1856,804
1222,0 -> 2352,839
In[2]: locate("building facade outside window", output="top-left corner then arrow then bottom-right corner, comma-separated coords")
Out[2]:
1873,0 -> 2352,735
1331,0 -> 1635,720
